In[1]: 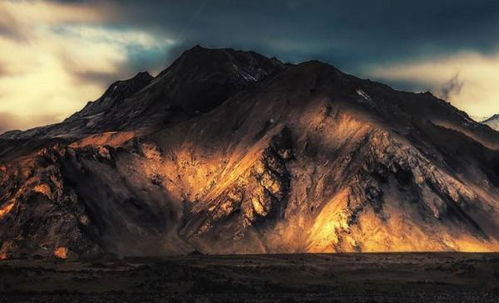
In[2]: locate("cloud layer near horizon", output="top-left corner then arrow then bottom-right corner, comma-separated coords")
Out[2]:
0,0 -> 498,132
368,51 -> 499,117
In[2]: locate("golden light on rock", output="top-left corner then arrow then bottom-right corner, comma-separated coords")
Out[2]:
54,247 -> 69,259
0,201 -> 15,220
32,184 -> 52,198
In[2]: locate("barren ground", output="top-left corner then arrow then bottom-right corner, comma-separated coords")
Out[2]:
0,253 -> 498,302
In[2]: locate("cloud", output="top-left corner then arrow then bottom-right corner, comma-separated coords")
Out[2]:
0,64 -> 7,77
367,51 -> 499,116
0,0 -> 175,131
70,70 -> 121,87
54,24 -> 175,82
41,0 -> 499,72
86,0 -> 499,70
436,74 -> 464,101
0,7 -> 28,41
0,112 -> 17,134
0,111 -> 60,134
0,0 -> 110,41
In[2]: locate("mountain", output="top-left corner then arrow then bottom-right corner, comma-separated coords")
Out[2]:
1,46 -> 499,259
483,114 -> 499,131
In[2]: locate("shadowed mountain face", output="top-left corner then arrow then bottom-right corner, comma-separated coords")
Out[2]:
1,46 -> 499,259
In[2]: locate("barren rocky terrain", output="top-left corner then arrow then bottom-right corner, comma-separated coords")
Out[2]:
0,46 -> 498,259
1,253 -> 499,302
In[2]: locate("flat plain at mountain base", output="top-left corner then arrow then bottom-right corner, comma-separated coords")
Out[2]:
0,253 -> 498,302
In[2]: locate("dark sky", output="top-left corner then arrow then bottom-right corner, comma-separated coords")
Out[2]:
0,0 -> 498,132
50,0 -> 499,72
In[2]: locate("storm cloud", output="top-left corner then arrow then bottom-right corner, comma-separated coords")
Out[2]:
48,0 -> 499,71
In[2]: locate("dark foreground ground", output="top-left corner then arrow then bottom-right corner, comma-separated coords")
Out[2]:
0,253 -> 499,302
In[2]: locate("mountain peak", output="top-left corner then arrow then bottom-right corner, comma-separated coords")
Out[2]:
132,71 -> 153,80
152,45 -> 285,113
188,44 -> 208,51
160,45 -> 284,78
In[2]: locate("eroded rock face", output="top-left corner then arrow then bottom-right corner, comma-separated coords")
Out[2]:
0,146 -> 101,259
180,127 -> 293,248
0,46 -> 498,258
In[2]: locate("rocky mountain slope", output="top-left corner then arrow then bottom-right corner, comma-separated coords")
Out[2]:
483,114 -> 499,131
1,46 -> 499,259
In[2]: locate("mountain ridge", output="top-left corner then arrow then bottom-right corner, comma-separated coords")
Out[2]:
0,46 -> 285,140
0,46 -> 498,259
